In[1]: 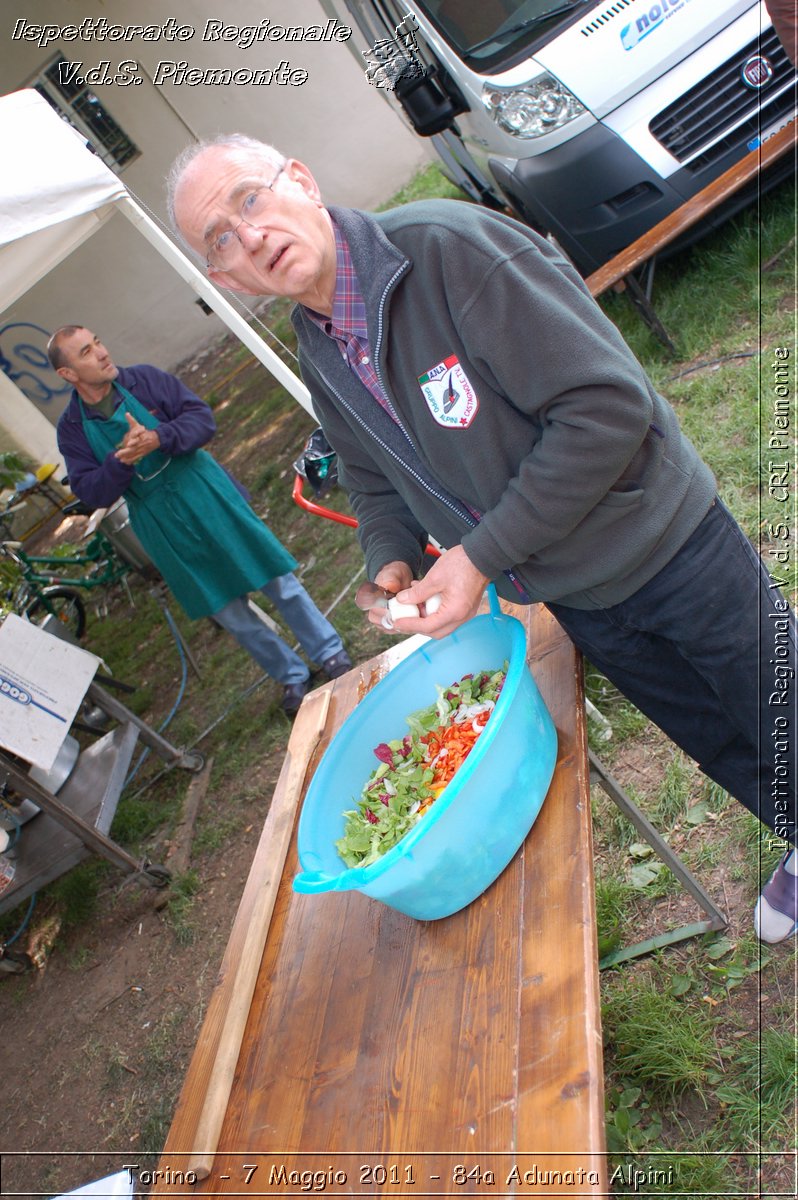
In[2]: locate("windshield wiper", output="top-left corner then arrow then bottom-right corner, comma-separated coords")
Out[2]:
464,1 -> 590,57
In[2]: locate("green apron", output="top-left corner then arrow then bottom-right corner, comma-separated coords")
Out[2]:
79,384 -> 296,618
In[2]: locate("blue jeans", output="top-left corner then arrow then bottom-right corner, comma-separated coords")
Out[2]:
213,573 -> 343,685
548,499 -> 796,845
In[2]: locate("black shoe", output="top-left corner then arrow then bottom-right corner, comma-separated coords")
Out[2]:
321,650 -> 352,680
282,678 -> 310,716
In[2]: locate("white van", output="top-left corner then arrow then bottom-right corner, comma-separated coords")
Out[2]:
320,0 -> 796,271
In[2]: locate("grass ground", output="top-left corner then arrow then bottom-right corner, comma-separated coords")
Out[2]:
0,163 -> 795,1198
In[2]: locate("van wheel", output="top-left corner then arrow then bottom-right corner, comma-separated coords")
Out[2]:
504,193 -> 593,275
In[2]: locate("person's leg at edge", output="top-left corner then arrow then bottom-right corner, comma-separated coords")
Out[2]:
261,572 -> 350,677
212,594 -> 310,714
548,498 -> 796,942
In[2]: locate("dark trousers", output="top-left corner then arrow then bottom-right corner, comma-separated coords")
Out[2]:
548,499 -> 796,846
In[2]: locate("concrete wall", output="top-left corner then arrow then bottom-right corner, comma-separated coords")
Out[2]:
0,373 -> 62,469
1,0 -> 429,431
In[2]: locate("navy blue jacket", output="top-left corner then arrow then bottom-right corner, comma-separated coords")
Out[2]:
57,364 -> 219,509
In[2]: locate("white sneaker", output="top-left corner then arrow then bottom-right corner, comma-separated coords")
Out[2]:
754,849 -> 798,943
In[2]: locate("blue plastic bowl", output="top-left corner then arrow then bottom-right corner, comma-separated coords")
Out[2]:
293,591 -> 557,920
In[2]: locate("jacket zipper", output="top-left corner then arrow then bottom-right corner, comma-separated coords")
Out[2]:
307,259 -> 477,528
372,264 -> 411,436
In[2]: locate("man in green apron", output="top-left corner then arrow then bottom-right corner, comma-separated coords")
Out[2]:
51,326 -> 351,716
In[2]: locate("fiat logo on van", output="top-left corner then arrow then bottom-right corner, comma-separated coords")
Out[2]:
741,54 -> 774,89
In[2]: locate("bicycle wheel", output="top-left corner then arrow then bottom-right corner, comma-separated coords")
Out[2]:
25,587 -> 87,640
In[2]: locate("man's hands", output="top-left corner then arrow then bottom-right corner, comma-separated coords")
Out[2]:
367,546 -> 490,639
115,413 -> 161,465
372,560 -> 415,598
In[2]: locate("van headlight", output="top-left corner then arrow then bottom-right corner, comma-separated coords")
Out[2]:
483,76 -> 585,138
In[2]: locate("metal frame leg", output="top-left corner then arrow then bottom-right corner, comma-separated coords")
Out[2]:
590,748 -> 727,969
622,270 -> 677,355
87,682 -> 204,772
0,754 -> 168,887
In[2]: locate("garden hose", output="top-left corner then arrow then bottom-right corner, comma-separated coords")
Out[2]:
123,603 -> 189,787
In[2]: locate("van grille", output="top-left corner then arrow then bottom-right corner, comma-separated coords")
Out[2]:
649,27 -> 797,172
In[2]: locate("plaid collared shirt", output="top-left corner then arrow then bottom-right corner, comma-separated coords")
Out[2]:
303,222 -> 400,422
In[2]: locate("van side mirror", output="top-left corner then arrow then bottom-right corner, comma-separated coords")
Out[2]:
394,66 -> 464,137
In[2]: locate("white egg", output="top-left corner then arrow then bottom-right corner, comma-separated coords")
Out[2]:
425,593 -> 442,615
388,597 -> 420,620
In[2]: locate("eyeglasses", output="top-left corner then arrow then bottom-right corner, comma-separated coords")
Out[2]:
205,164 -> 285,270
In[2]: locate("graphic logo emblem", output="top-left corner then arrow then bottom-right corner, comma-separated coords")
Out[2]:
620,0 -> 689,52
741,55 -> 774,89
418,355 -> 479,428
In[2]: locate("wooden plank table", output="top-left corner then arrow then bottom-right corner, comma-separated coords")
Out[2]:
150,602 -> 605,1197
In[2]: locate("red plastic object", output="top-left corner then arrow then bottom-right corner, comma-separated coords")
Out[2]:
292,473 -> 357,528
292,474 -> 440,557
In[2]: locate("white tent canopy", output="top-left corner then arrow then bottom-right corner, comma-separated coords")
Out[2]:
0,89 -> 312,468
0,89 -> 125,310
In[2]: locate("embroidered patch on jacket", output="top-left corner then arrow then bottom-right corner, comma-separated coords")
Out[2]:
418,355 -> 479,428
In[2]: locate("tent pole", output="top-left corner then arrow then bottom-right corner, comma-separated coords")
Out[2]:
114,194 -> 314,416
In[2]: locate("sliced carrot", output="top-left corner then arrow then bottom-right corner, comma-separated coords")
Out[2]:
418,708 -> 491,796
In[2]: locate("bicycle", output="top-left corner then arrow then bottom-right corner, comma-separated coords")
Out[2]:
1,544 -> 86,638
1,531 -> 134,638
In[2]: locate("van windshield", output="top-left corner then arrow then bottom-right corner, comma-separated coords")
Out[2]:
414,0 -> 593,65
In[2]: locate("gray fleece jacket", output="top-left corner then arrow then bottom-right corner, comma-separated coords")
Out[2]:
292,200 -> 716,610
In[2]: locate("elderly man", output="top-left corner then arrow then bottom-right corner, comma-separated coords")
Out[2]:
52,325 -> 350,715
168,135 -> 796,941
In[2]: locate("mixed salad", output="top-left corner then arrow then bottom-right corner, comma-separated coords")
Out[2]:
336,664 -> 507,868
